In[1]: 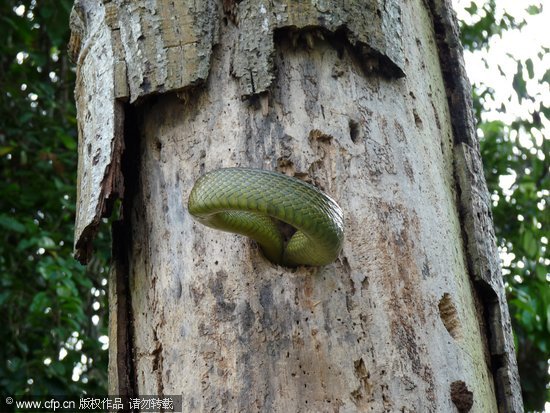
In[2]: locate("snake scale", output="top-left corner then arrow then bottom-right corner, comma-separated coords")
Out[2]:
188,168 -> 344,266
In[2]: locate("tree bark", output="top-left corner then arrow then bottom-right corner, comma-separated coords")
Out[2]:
71,0 -> 523,411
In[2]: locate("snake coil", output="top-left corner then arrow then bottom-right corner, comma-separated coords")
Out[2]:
188,168 -> 344,266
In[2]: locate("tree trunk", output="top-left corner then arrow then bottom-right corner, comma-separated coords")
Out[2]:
70,0 -> 523,411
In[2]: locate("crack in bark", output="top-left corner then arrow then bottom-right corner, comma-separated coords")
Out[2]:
109,102 -> 141,398
152,333 -> 165,398
111,221 -> 137,399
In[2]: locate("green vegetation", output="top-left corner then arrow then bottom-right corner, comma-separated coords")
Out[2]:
0,0 -> 547,410
0,0 -> 109,396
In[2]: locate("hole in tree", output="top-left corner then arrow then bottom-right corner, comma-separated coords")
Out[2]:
349,119 -> 360,143
438,293 -> 461,339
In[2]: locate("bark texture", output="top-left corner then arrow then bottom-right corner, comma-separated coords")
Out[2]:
429,2 -> 522,410
231,0 -> 405,97
70,0 -> 523,411
70,0 -> 125,262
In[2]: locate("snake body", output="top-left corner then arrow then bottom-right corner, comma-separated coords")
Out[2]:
188,168 -> 344,266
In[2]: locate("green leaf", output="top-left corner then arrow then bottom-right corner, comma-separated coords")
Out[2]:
526,4 -> 543,15
512,61 -> 528,102
49,362 -> 66,376
7,357 -> 22,372
59,133 -> 77,150
511,298 -> 534,314
18,237 -> 39,251
465,1 -> 477,15
39,236 -> 56,249
0,214 -> 26,233
30,292 -> 51,313
525,58 -> 534,79
535,265 -> 548,283
0,146 -> 14,156
521,230 -> 538,258
521,310 -> 534,329
19,111 -> 34,124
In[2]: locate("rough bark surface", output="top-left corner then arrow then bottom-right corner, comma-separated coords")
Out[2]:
116,0 -> 218,103
70,0 -> 218,263
70,0 -> 125,263
70,0 -> 523,411
231,0 -> 405,97
429,1 -> 523,410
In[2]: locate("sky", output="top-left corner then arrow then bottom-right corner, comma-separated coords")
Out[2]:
453,0 -> 549,130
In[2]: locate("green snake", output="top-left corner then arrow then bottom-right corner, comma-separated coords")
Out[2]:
188,168 -> 344,266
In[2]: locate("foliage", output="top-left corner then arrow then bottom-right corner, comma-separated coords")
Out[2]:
0,0 -> 109,396
457,1 -> 549,410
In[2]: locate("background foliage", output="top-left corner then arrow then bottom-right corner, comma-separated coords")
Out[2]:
0,0 -> 547,410
0,0 -> 109,396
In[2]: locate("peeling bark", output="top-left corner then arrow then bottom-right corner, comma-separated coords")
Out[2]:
231,0 -> 405,97
70,0 -> 125,263
454,144 -> 523,412
116,0 -> 218,102
71,0 -> 218,262
428,1 -> 523,410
